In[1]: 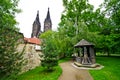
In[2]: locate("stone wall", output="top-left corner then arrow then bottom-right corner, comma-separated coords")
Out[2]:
17,44 -> 42,73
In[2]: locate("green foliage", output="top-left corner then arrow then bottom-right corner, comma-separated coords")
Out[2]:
0,0 -> 24,79
40,30 -> 59,70
59,0 -> 120,56
97,0 -> 120,55
0,29 -> 25,80
17,64 -> 62,80
58,0 -> 100,56
0,0 -> 21,28
90,57 -> 120,80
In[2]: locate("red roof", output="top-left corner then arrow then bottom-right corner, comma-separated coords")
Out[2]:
24,37 -> 41,45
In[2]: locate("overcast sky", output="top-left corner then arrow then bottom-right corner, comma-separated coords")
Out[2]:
16,0 -> 103,38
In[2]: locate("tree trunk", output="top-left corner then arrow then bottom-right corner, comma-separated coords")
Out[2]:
107,48 -> 110,56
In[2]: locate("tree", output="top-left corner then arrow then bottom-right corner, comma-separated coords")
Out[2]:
58,0 -> 100,56
40,31 -> 58,71
61,0 -> 103,32
99,0 -> 120,55
0,0 -> 25,79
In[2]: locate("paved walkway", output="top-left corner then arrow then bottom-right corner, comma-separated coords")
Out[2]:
58,61 -> 93,80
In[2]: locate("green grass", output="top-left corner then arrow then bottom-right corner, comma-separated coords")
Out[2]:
17,66 -> 62,80
90,56 -> 120,80
58,57 -> 72,63
2,57 -> 120,80
17,58 -> 71,80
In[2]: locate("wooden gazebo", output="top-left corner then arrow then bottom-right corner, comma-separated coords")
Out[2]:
74,39 -> 96,65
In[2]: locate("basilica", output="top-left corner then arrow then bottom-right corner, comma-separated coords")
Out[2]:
31,8 -> 52,38
24,8 -> 52,46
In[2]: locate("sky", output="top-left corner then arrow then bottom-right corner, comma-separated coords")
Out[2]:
16,0 -> 103,38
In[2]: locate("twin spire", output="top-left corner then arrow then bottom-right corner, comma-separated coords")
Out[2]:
31,8 -> 52,38
45,8 -> 51,21
36,10 -> 40,22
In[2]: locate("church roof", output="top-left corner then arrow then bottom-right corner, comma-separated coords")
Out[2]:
74,39 -> 94,48
24,37 -> 41,45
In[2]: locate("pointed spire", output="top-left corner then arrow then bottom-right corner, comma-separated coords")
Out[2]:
46,7 -> 51,21
44,8 -> 52,32
36,10 -> 40,22
31,10 -> 41,38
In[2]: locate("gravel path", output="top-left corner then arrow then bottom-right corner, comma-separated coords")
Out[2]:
58,61 -> 93,80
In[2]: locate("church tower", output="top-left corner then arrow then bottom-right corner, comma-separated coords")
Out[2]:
44,8 -> 52,32
31,11 -> 41,38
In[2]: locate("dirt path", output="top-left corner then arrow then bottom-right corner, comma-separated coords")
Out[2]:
58,61 -> 93,80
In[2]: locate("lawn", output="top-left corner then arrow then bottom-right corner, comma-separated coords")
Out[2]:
17,58 -> 70,80
90,56 -> 120,80
16,57 -> 120,80
17,66 -> 62,80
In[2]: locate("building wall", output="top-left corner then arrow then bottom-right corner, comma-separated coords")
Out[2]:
17,44 -> 42,73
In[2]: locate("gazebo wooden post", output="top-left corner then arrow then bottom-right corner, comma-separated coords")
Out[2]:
77,49 -> 80,57
87,47 -> 89,55
89,46 -> 96,64
81,47 -> 84,57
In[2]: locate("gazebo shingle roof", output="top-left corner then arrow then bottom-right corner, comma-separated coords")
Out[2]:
74,39 -> 94,47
